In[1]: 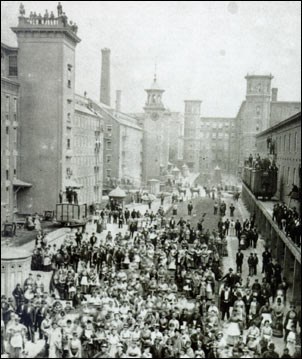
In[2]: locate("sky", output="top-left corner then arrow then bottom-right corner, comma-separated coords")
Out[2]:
1,1 -> 301,116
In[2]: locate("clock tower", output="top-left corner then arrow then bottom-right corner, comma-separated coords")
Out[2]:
142,74 -> 168,183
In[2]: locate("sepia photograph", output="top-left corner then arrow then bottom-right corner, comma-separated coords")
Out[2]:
1,1 -> 301,358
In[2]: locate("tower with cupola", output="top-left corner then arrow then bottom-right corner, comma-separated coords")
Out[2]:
142,74 -> 168,182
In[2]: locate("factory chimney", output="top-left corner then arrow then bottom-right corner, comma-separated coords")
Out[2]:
115,90 -> 121,112
271,88 -> 278,102
100,48 -> 111,106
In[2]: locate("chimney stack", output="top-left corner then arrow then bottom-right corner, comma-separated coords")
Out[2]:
271,88 -> 278,102
100,48 -> 111,106
115,90 -> 121,112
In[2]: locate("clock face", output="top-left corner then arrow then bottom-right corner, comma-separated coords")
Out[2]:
151,112 -> 159,121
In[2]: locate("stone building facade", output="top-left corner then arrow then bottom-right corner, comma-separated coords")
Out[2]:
142,75 -> 170,182
236,75 -> 301,175
255,112 -> 301,205
1,43 -> 20,226
11,5 -> 81,214
183,100 -> 202,173
199,117 -> 237,181
73,95 -> 104,205
167,112 -> 185,165
183,100 -> 237,180
89,99 -> 143,192
1,43 -> 32,228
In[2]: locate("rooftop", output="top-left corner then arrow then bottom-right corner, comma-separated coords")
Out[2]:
11,3 -> 80,44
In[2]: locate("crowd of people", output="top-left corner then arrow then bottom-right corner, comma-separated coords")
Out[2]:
272,202 -> 301,247
246,154 -> 278,172
1,195 -> 301,359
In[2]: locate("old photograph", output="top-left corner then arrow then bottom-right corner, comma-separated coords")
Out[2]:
1,1 -> 301,358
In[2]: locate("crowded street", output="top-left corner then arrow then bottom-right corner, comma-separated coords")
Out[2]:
1,189 -> 301,358
1,1 -> 301,358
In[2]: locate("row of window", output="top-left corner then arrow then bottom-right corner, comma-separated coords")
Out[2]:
74,115 -> 101,130
73,135 -> 100,148
279,132 -> 299,154
72,156 -> 101,167
281,166 -> 299,186
200,132 -> 233,139
200,122 -> 234,128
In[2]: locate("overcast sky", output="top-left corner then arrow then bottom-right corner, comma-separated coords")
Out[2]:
1,1 -> 301,116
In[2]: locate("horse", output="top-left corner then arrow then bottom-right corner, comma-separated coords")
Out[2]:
190,187 -> 200,197
178,187 -> 187,196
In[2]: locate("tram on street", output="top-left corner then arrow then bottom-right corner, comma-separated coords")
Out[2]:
242,166 -> 278,200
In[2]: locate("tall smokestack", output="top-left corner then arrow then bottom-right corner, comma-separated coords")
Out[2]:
115,90 -> 121,112
271,88 -> 278,102
100,48 -> 111,106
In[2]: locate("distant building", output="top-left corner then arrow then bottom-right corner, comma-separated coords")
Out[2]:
2,4 -> 105,216
255,112 -> 301,205
141,75 -> 170,182
10,5 -> 81,214
236,74 -> 301,174
183,100 -> 202,173
199,117 -> 237,180
183,101 -> 236,180
73,95 -> 104,204
1,43 -> 31,226
89,98 -> 143,192
167,112 -> 184,165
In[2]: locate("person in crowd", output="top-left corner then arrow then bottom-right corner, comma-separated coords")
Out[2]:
2,191 -> 295,359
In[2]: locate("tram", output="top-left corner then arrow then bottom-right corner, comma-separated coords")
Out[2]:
242,166 -> 278,200
56,203 -> 88,227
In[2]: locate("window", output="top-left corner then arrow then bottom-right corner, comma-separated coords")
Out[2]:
283,135 -> 286,152
106,155 -> 111,163
6,170 -> 9,180
287,167 -> 290,185
293,168 -> 296,184
67,64 -> 72,88
6,96 -> 10,112
107,141 -> 112,150
67,139 -> 71,149
13,98 -> 17,113
288,133 -> 291,152
212,133 -> 216,139
107,125 -> 112,136
8,55 -> 18,76
106,169 -> 111,177
6,126 -> 9,135
294,132 -> 297,152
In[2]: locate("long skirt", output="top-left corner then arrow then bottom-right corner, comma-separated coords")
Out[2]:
226,322 -> 241,346
96,223 -> 102,234
272,314 -> 284,338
